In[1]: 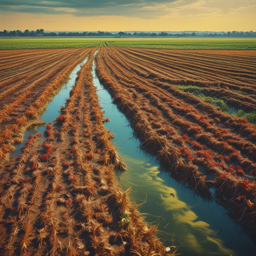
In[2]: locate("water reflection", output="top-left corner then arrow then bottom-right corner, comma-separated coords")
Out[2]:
118,155 -> 234,256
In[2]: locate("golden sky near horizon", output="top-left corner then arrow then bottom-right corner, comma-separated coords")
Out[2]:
1,0 -> 256,31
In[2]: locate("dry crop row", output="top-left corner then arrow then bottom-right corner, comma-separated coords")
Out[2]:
112,48 -> 256,114
117,48 -> 256,96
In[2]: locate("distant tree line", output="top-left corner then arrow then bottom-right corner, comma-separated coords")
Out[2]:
1,29 -> 256,37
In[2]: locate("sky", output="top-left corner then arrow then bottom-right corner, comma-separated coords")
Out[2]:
0,0 -> 256,31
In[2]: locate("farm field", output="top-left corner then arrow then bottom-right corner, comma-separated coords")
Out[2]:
110,38 -> 256,50
0,38 -> 103,50
96,48 -> 256,222
1,38 -> 256,50
1,45 -> 256,255
0,48 -> 167,255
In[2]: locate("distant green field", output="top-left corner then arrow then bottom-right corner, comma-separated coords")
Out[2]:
110,38 -> 256,50
0,38 -> 256,50
0,38 -> 103,49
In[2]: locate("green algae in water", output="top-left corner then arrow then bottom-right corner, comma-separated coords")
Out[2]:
118,154 -> 234,256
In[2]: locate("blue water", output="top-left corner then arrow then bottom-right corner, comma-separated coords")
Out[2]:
92,52 -> 256,256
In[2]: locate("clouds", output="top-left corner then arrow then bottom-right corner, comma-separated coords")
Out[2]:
1,0 -> 255,18
0,0 -> 194,17
167,0 -> 256,17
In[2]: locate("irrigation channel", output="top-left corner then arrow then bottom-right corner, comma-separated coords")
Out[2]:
9,50 -> 256,256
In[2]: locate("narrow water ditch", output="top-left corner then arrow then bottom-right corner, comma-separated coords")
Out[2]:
92,52 -> 256,256
10,56 -> 89,158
